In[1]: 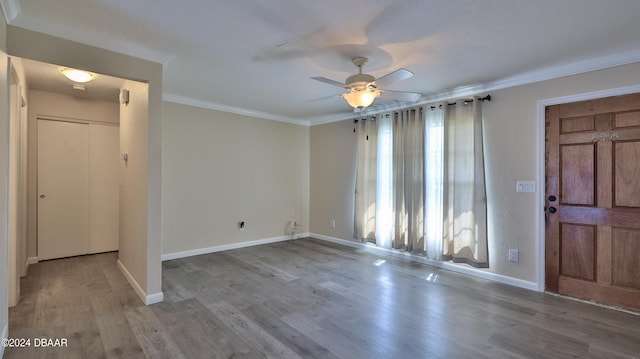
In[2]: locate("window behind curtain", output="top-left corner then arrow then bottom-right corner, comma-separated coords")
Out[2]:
354,100 -> 488,267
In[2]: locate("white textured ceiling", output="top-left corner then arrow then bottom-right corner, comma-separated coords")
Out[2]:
5,0 -> 640,123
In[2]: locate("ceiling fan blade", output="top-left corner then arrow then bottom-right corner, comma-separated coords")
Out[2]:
375,68 -> 414,88
379,89 -> 422,102
311,76 -> 346,88
305,94 -> 342,103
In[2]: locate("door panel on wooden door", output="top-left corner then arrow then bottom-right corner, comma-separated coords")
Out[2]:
546,92 -> 640,311
612,228 -> 640,289
615,141 -> 640,207
560,144 -> 595,206
560,223 -> 596,281
38,120 -> 89,260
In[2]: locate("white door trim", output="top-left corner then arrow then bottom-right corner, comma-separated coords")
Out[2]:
536,83 -> 640,292
36,114 -> 119,127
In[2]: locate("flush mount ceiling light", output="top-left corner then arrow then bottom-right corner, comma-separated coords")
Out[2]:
60,68 -> 95,83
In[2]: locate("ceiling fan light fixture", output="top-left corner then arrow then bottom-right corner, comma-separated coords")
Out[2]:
342,88 -> 380,109
60,68 -> 95,83
312,56 -> 419,111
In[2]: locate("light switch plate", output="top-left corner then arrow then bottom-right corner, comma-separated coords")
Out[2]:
516,180 -> 535,193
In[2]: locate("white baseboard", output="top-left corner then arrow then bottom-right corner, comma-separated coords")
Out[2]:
1,323 -> 8,358
117,260 -> 164,305
159,232 -> 537,292
311,234 -> 364,249
310,233 -> 540,292
161,233 -> 310,261
24,256 -> 38,275
144,292 -> 165,305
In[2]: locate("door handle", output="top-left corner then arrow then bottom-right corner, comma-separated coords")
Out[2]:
544,205 -> 557,220
39,194 -> 46,199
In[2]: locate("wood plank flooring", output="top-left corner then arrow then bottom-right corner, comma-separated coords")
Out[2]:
5,238 -> 640,358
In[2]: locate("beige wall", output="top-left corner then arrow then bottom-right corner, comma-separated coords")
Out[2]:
26,90 -> 119,259
8,62 -> 29,307
162,102 -> 310,255
0,5 -> 9,346
28,90 -> 119,123
309,119 -> 357,240
309,61 -> 640,285
9,57 -> 28,284
119,80 -> 150,291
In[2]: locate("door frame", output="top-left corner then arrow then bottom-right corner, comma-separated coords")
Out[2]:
536,83 -> 640,292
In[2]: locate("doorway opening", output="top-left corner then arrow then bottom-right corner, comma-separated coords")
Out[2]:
7,56 -> 146,308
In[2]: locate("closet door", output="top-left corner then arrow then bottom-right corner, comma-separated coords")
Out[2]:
37,120 -> 89,260
88,124 -> 120,253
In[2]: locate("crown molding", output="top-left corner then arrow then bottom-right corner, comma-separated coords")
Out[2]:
306,112 -> 356,126
0,0 -> 20,22
442,48 -> 640,99
165,49 -> 640,127
163,93 -> 310,126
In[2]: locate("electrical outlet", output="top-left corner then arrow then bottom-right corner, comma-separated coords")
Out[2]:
508,249 -> 519,262
330,219 -> 336,229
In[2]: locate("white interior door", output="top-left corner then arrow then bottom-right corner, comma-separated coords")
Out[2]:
38,120 -> 89,260
88,124 -> 120,253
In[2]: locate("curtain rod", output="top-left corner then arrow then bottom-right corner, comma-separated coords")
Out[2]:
433,94 -> 491,109
354,94 -> 492,121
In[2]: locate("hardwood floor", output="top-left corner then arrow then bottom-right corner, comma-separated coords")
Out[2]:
6,238 -> 640,358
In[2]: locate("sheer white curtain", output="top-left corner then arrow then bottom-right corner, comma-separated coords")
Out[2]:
392,108 -> 425,252
356,109 -> 425,251
354,117 -> 378,242
375,113 -> 393,248
424,106 -> 444,260
443,99 -> 488,267
353,99 -> 488,267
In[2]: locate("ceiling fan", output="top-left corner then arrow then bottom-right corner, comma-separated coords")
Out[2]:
311,56 -> 421,110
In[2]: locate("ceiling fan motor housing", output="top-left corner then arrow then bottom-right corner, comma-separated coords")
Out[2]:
345,73 -> 376,90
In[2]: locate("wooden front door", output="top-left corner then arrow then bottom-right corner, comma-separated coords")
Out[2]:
545,92 -> 640,310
